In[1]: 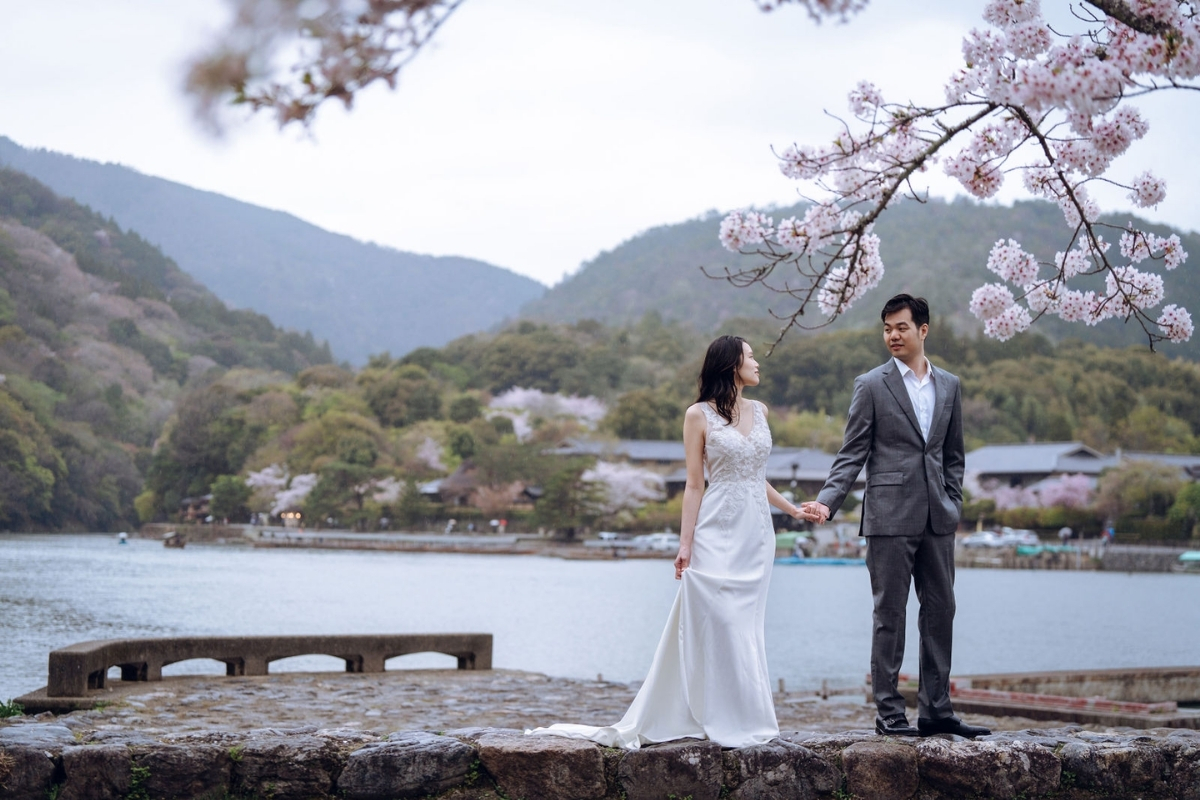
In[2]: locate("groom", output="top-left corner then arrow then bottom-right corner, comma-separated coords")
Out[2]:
804,294 -> 988,739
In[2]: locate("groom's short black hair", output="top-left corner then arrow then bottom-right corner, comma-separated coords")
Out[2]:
881,294 -> 930,327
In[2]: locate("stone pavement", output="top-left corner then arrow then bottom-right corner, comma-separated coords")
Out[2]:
12,669 -> 1094,738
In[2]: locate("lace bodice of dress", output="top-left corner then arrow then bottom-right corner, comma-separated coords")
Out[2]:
701,401 -> 772,485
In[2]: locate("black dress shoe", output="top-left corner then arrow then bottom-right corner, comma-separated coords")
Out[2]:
875,716 -> 920,736
917,717 -> 991,738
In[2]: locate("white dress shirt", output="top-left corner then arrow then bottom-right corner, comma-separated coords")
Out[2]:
894,357 -> 936,440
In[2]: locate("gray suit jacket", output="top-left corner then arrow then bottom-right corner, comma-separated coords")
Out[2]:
816,359 -> 964,537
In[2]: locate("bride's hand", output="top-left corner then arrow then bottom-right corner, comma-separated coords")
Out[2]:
789,504 -> 820,522
674,545 -> 691,580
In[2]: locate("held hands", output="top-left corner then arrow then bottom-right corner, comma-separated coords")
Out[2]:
799,501 -> 831,524
674,545 -> 691,580
788,504 -> 824,523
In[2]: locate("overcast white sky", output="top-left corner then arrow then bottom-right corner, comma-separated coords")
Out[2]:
3,0 -> 1198,287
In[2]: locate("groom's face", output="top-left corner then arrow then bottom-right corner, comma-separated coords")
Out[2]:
883,308 -> 928,364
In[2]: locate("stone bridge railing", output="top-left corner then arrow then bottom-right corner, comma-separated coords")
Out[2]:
45,634 -> 493,697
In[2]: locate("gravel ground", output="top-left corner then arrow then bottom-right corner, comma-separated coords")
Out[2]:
11,669 -> 1089,738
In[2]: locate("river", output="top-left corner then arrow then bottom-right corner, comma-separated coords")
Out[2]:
2,533 -> 1198,701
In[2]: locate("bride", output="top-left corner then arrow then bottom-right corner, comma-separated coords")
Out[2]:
528,335 -> 817,749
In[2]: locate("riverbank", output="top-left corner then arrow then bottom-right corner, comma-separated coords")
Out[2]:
139,524 -> 1198,572
2,671 -> 1199,800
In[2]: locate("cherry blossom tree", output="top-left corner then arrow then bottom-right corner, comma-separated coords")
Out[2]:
582,461 -> 667,515
1033,472 -> 1095,508
719,0 -> 1195,348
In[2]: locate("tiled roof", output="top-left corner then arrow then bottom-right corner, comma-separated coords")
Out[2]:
966,442 -> 1106,475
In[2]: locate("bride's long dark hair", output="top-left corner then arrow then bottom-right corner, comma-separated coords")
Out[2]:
696,335 -> 747,425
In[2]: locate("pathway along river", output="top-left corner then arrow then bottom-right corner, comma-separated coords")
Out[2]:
2,534 -> 1199,701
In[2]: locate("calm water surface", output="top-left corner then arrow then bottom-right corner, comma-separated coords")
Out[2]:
2,534 -> 1198,700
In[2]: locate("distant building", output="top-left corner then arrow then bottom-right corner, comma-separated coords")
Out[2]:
965,441 -> 1200,496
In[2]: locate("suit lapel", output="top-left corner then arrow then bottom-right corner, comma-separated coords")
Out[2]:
882,361 -> 923,441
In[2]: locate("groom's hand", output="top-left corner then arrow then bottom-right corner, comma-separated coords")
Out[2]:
801,501 -> 831,524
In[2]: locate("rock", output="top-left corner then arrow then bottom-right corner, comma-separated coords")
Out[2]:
339,732 -> 477,800
231,735 -> 343,800
1168,746 -> 1200,800
617,739 -> 724,800
723,739 -> 841,800
59,744 -> 131,800
918,738 -> 1060,799
134,744 -> 231,799
443,727 -> 514,745
0,745 -> 58,800
1059,741 -> 1168,795
84,731 -> 158,747
780,730 -> 875,765
842,740 -> 918,800
0,725 -> 76,748
477,731 -> 606,800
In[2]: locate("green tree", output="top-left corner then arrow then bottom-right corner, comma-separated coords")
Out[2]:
1168,483 -> 1200,539
602,389 -> 682,440
1096,461 -> 1185,522
534,457 -> 603,541
303,432 -> 387,529
448,394 -> 483,423
0,390 -> 65,530
394,478 -> 431,528
448,428 -> 477,460
359,364 -> 443,427
210,474 -> 253,522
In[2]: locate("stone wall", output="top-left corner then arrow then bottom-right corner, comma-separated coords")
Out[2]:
2,721 -> 1198,800
1100,546 -> 1191,573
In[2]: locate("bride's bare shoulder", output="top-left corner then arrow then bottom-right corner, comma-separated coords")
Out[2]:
685,402 -> 708,419
754,399 -> 770,417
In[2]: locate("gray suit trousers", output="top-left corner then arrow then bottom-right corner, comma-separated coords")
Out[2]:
865,518 -> 956,722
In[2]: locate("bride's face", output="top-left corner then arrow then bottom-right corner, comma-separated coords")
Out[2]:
735,342 -> 760,388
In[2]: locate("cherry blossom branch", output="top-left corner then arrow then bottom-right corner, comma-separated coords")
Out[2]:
1083,0 -> 1181,37
185,0 -> 463,131
717,0 -> 1196,349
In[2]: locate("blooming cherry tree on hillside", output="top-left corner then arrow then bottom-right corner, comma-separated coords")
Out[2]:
719,0 -> 1195,347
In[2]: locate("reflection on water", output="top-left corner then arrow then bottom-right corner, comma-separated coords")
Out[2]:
2,534 -> 1199,700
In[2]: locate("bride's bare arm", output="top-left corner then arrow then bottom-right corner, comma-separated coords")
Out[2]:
758,402 -> 819,522
675,404 -> 707,579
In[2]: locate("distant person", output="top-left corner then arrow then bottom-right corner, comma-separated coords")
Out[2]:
527,335 -> 817,748
1059,526 -> 1072,545
803,294 -> 988,739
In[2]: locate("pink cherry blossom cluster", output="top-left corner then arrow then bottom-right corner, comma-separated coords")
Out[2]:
816,232 -> 884,316
1156,304 -> 1195,342
719,0 -> 1195,347
719,209 -> 775,251
1128,171 -> 1167,207
1035,473 -> 1094,509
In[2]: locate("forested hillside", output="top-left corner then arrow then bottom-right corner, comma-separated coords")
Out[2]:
137,314 -> 1200,536
0,137 -> 547,364
0,170 -> 332,531
521,198 -> 1200,359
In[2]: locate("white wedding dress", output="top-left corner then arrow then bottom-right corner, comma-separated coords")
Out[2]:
528,401 -> 779,749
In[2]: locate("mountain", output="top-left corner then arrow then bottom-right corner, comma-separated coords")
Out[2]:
521,198 -> 1200,358
0,169 -> 332,531
0,136 -> 546,364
